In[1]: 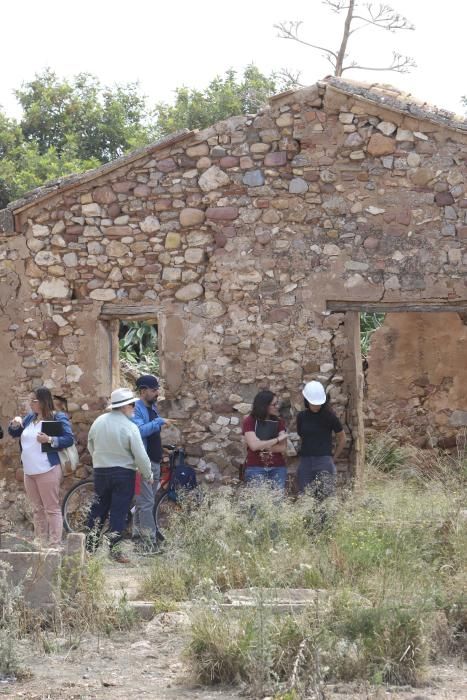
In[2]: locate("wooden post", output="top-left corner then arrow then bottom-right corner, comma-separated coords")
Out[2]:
343,311 -> 365,485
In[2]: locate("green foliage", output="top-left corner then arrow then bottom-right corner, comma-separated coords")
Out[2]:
0,64 -> 278,208
365,432 -> 409,472
119,321 -> 159,377
0,137 -> 100,208
153,65 -> 277,137
360,312 -> 384,359
119,321 -> 157,356
15,69 -> 151,161
0,563 -> 23,678
0,69 -> 152,207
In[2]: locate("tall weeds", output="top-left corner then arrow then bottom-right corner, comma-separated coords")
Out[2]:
0,563 -> 23,679
141,439 -> 466,694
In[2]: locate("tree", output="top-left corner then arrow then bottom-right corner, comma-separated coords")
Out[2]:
0,65 -> 280,208
153,65 -> 278,138
0,70 -> 153,207
275,0 -> 415,82
15,69 -> 151,162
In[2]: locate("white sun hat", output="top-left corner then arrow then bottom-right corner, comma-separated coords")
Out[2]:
302,380 -> 327,406
107,388 -> 137,410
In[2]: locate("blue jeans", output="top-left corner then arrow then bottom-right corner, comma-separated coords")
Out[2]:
297,456 -> 336,500
86,467 -> 136,547
244,466 -> 287,490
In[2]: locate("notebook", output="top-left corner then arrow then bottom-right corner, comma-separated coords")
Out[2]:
254,419 -> 279,441
41,420 -> 63,452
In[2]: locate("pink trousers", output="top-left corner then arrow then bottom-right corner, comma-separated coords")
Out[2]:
23,464 -> 62,546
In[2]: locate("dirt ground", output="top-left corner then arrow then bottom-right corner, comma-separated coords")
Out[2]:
2,613 -> 465,700
1,556 -> 465,700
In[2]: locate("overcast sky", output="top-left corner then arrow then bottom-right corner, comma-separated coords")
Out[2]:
1,0 -> 466,119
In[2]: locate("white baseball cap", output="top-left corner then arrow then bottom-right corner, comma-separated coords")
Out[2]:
107,388 -> 137,409
302,381 -> 327,406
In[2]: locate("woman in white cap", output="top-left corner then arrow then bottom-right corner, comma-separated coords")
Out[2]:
86,388 -> 152,563
296,381 -> 346,499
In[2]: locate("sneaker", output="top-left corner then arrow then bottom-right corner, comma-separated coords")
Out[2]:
111,550 -> 131,564
137,540 -> 163,556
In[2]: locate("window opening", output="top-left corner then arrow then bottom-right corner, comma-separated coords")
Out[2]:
118,320 -> 159,385
360,312 -> 385,367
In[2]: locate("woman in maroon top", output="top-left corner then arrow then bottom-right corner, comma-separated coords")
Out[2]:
242,390 -> 288,489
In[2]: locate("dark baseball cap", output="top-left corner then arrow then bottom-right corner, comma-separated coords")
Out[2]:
136,374 -> 160,390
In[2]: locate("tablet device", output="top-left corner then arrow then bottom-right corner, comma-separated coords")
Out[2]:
254,419 -> 279,441
41,420 -> 63,452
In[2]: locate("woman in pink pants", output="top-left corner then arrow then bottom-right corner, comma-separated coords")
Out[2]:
9,387 -> 74,546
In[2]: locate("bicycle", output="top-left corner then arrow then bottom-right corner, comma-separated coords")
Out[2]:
153,444 -> 197,536
61,443 -> 189,535
62,477 -> 95,533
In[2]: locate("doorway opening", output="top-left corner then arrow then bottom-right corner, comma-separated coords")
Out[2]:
327,300 -> 467,482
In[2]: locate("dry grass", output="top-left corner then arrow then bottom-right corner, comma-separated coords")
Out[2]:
140,437 -> 466,695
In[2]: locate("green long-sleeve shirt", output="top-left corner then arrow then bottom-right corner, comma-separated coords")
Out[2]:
87,410 -> 152,480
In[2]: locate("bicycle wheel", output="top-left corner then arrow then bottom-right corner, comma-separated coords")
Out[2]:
154,490 -> 180,535
62,479 -> 96,533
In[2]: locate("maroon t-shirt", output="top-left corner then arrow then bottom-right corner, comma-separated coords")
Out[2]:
242,415 -> 287,468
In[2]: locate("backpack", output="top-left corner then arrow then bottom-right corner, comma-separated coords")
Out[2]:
173,449 -> 197,490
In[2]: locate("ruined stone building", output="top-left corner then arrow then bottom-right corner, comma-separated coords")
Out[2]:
0,77 -> 466,491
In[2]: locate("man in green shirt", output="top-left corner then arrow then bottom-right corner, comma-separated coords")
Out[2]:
86,388 -> 152,563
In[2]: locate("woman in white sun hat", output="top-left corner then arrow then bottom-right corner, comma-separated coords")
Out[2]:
296,381 -> 346,499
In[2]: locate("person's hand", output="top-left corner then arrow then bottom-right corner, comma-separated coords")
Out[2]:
277,431 -> 288,442
163,418 -> 177,426
10,416 -> 23,428
147,477 -> 154,485
37,432 -> 52,445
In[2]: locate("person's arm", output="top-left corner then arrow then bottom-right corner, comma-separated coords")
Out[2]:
8,414 -> 27,438
244,430 -> 287,453
87,425 -> 95,459
47,412 -> 74,450
333,430 -> 346,460
128,425 -> 152,481
296,412 -> 303,438
132,403 -> 165,438
270,438 -> 287,454
270,418 -> 288,453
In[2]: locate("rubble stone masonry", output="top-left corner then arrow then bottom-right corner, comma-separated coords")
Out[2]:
0,78 -> 466,511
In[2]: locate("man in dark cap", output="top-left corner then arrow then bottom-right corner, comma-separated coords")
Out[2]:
132,374 -> 171,551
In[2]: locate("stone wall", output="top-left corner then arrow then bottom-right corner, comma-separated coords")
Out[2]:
0,79 -> 466,489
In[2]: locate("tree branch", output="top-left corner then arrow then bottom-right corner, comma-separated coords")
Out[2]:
342,52 -> 416,74
277,68 -> 306,89
353,4 -> 415,32
323,0 -> 351,12
274,21 -> 338,59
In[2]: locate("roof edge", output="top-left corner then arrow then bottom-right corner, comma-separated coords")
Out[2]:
3,77 -> 467,219
325,77 -> 467,134
5,129 -> 194,215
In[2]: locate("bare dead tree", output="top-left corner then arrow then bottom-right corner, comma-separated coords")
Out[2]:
275,0 -> 416,80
